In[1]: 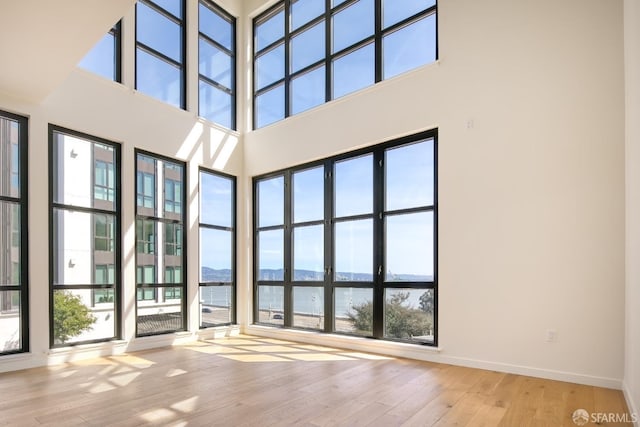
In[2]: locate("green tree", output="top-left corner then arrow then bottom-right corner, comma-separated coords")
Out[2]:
419,289 -> 434,315
53,291 -> 96,344
348,292 -> 432,339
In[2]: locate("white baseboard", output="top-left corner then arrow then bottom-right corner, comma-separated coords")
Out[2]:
623,381 -> 640,427
244,324 -> 623,390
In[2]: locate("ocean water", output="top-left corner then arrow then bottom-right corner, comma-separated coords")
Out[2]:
258,286 -> 430,317
200,283 -> 431,317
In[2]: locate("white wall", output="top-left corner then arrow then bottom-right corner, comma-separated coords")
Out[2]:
244,0 -> 626,388
0,0 -> 245,372
0,0 -> 629,393
625,0 -> 640,419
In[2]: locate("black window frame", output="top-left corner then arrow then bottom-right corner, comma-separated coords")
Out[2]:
48,125 -> 122,348
199,167 -> 237,328
134,149 -> 187,337
252,0 -> 438,129
198,0 -> 237,130
0,110 -> 29,356
253,128 -> 438,346
135,0 -> 187,110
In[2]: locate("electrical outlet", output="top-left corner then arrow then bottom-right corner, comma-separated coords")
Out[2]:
546,329 -> 557,342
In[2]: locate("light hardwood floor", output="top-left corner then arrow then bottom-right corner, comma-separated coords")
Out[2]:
0,335 -> 631,426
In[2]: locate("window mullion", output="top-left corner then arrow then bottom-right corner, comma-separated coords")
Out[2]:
284,0 -> 292,119
325,0 -> 332,103
374,0 -> 382,83
372,149 -> 385,338
283,171 -> 293,327
323,160 -> 333,332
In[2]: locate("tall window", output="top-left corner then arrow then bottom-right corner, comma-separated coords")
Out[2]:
79,21 -> 122,82
49,126 -> 121,347
253,0 -> 437,128
199,0 -> 236,130
254,129 -> 437,345
136,0 -> 186,109
135,151 -> 186,336
199,169 -> 236,327
0,111 -> 28,355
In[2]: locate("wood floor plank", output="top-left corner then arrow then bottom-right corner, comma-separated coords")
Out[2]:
0,335 -> 630,427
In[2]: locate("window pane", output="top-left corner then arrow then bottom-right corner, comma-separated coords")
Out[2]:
0,290 -> 20,352
0,117 -> 20,198
200,171 -> 233,227
200,285 -> 233,327
53,289 -> 115,344
291,21 -> 325,73
200,228 -> 232,281
256,84 -> 285,128
383,0 -> 435,28
293,225 -> 324,281
333,43 -> 374,99
332,0 -> 348,6
332,0 -> 374,53
334,154 -> 373,217
258,285 -> 284,325
95,265 -> 115,285
53,132 -> 116,211
291,0 -> 325,31
255,44 -> 285,90
258,176 -> 284,227
384,288 -> 434,343
335,219 -> 373,281
385,212 -> 433,281
293,286 -> 323,330
293,166 -> 324,223
199,2 -> 233,50
137,2 -> 182,62
137,291 -> 184,335
78,32 -> 116,81
383,14 -> 436,79
163,222 -> 183,267
334,287 -> 372,336
199,38 -> 232,88
199,81 -> 233,129
385,139 -> 434,210
0,202 -> 20,286
256,8 -> 284,51
258,229 -> 284,280
291,65 -> 325,115
52,209 -> 116,285
152,0 -> 183,18
136,219 -> 157,255
136,49 -> 182,108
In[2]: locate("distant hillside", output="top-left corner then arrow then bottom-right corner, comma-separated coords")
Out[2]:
255,268 -> 432,282
201,267 -> 232,282
202,266 -> 433,282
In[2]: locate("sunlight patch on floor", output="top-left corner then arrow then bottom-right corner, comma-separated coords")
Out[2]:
170,396 -> 199,413
223,353 -> 292,363
166,368 -> 188,377
187,335 -> 395,363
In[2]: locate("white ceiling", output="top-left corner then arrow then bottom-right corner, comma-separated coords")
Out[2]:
0,0 -> 136,103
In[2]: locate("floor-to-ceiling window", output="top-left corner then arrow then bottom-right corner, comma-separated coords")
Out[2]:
136,0 -> 186,109
49,126 -> 121,347
135,151 -> 186,336
254,129 -> 437,345
0,111 -> 28,355
199,168 -> 236,327
253,0 -> 437,128
198,0 -> 236,129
